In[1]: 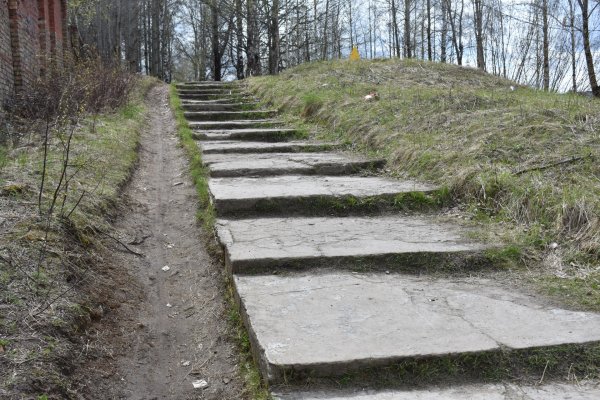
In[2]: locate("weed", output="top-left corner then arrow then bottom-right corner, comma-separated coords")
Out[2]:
0,145 -> 7,170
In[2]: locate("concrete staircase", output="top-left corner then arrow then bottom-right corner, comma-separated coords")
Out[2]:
177,82 -> 600,399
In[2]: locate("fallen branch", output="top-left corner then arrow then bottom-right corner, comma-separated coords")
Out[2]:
514,154 -> 593,176
97,229 -> 145,257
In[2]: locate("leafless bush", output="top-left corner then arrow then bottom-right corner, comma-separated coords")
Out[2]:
10,57 -> 137,123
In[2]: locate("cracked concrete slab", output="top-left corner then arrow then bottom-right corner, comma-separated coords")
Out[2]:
202,152 -> 385,177
192,128 -> 299,142
176,83 -> 236,90
178,93 -> 249,100
184,110 -> 276,121
198,140 -> 338,154
177,88 -> 243,94
209,175 -> 437,214
189,120 -> 283,130
182,102 -> 259,111
234,272 -> 600,384
273,383 -> 600,399
215,215 -> 484,272
181,98 -> 247,104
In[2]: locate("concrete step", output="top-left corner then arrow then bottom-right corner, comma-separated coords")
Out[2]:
192,128 -> 299,142
178,92 -> 250,101
273,382 -> 600,399
202,152 -> 385,177
234,271 -> 600,384
178,88 -> 243,95
181,98 -> 251,105
177,83 -> 237,90
182,102 -> 259,112
215,214 -> 484,273
198,140 -> 338,154
189,120 -> 284,130
209,175 -> 437,216
184,110 -> 277,121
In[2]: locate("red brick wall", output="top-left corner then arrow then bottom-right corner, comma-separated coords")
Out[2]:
1,0 -> 68,106
8,0 -> 41,90
0,0 -> 14,104
38,0 -> 51,72
48,0 -> 65,66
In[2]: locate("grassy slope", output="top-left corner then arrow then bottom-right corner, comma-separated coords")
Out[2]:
0,78 -> 155,398
248,59 -> 600,310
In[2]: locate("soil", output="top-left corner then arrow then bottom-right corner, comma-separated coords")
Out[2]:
77,84 -> 244,399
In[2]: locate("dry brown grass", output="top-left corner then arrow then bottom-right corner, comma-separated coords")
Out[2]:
248,58 -> 600,309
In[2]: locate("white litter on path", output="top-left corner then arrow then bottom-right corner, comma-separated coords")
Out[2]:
192,379 -> 209,389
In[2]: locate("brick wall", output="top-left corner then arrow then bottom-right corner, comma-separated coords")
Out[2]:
38,0 -> 50,73
0,0 -> 14,105
9,0 -> 41,90
1,0 -> 68,107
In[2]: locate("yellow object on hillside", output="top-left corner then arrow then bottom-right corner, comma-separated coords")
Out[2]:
349,46 -> 360,61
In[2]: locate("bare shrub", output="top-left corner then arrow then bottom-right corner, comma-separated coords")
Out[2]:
10,57 -> 137,123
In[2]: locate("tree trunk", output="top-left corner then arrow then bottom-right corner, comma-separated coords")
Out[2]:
234,0 -> 245,79
390,0 -> 400,57
426,0 -> 432,61
541,0 -> 549,90
269,0 -> 280,73
210,0 -> 221,80
577,0 -> 599,96
568,0 -> 577,92
403,0 -> 411,58
441,0 -> 447,62
150,0 -> 161,78
472,0 -> 485,70
246,0 -> 261,76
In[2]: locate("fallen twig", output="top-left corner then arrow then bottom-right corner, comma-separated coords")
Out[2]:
513,154 -> 593,176
97,229 -> 144,257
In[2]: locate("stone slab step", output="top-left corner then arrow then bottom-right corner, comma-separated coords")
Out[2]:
188,119 -> 283,130
193,128 -> 299,142
215,214 -> 484,273
177,83 -> 237,90
234,271 -> 600,384
198,140 -> 338,154
209,175 -> 437,216
182,102 -> 258,112
184,110 -> 277,121
273,383 -> 600,399
178,93 -> 250,100
182,98 -> 250,105
189,120 -> 283,130
178,88 -> 243,95
202,152 -> 385,177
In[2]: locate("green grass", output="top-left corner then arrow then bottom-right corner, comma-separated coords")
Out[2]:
169,84 -> 215,230
0,145 -> 8,171
249,59 -> 600,309
168,83 -> 271,399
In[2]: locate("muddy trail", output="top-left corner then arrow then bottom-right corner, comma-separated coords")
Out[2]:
78,84 -> 244,400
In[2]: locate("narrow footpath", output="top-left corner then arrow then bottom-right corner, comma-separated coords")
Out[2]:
81,84 -> 244,400
178,81 -> 600,399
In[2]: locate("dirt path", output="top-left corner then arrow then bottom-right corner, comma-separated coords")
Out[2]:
79,84 -> 244,399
